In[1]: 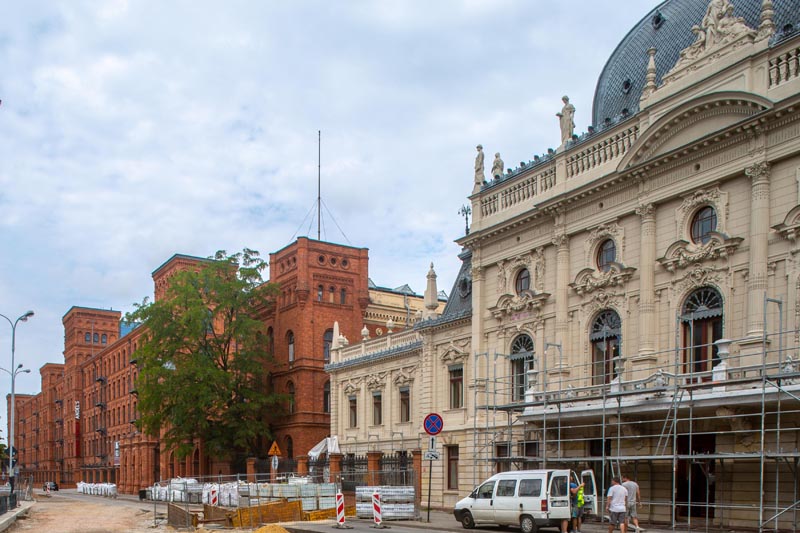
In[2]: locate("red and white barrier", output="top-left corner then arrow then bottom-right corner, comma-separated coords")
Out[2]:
210,488 -> 218,506
336,492 -> 346,525
372,491 -> 385,528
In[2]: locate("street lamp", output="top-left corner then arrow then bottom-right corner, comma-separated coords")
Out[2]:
0,310 -> 34,495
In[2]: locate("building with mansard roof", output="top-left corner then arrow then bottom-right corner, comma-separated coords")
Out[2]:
328,1 -> 800,528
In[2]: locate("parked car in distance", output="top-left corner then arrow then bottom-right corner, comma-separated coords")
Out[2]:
43,481 -> 59,491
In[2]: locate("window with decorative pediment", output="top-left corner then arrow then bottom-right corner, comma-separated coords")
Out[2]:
590,310 -> 621,385
510,334 -> 535,401
691,206 -> 717,244
681,287 -> 723,382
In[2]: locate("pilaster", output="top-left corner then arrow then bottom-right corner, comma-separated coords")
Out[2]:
745,162 -> 771,337
635,203 -> 658,369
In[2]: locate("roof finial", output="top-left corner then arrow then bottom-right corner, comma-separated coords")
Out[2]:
641,48 -> 658,100
757,0 -> 775,41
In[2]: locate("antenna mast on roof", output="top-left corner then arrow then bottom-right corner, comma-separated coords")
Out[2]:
317,130 -> 321,240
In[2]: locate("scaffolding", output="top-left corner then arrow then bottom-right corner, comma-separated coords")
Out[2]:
471,300 -> 800,532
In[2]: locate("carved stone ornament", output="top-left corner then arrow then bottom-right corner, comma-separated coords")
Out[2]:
496,250 -> 545,293
676,186 -> 729,237
343,381 -> 361,395
571,263 -> 636,296
579,290 -> 623,314
672,265 -> 724,294
663,0 -> 757,86
393,366 -> 417,386
489,291 -> 551,320
658,232 -> 743,272
772,205 -> 800,242
366,372 -> 388,391
440,339 -> 471,363
585,221 -> 625,265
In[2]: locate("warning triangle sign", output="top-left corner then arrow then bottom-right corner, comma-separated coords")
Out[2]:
268,441 -> 282,456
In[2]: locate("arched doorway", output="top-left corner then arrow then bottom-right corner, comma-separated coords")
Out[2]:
681,286 -> 723,381
510,334 -> 534,401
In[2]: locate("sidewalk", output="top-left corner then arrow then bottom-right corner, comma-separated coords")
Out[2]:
0,499 -> 34,532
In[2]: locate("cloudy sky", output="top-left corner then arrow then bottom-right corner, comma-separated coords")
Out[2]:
0,0 -> 662,431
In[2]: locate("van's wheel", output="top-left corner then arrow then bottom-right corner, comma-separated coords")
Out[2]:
460,511 -> 475,529
520,515 -> 537,533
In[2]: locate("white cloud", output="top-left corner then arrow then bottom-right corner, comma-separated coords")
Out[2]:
0,0 -> 662,421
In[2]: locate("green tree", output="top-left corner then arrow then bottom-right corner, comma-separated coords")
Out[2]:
126,248 -> 282,462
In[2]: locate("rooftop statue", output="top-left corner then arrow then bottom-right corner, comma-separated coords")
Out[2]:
474,144 -> 485,187
556,96 -> 575,147
491,152 -> 504,179
675,0 -> 755,66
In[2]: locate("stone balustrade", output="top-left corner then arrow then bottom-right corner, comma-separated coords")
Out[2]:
768,45 -> 800,88
479,164 -> 554,218
333,329 -> 422,366
565,125 -> 638,178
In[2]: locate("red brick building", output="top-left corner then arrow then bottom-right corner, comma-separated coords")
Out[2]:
8,238 -> 438,492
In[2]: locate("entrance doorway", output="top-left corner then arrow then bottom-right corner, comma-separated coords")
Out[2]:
676,434 -> 716,518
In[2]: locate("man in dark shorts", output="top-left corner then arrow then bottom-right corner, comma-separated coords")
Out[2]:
569,479 -> 586,533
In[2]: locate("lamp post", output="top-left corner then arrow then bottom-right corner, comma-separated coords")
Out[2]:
1,310 -> 34,495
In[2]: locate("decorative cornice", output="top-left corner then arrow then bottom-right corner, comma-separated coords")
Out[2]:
657,232 -> 743,272
570,262 -> 636,296
489,291 -> 550,320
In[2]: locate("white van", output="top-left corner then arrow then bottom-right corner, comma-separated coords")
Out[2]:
453,469 -> 597,532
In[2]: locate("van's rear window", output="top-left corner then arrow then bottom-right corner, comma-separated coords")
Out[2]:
519,479 -> 542,497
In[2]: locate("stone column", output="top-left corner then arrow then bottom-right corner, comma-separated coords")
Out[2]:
636,203 -> 657,370
470,255 -> 485,390
746,162 -> 771,337
367,450 -> 382,486
553,232 -> 570,377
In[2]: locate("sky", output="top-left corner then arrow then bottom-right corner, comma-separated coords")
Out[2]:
0,0 -> 663,438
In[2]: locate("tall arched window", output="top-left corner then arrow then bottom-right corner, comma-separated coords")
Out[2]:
340,288 -> 347,305
597,239 -> 616,272
682,286 -> 723,381
93,333 -> 99,343
287,331 -> 295,363
101,334 -> 107,344
329,286 -> 335,303
323,329 -> 334,363
317,285 -> 324,302
323,381 -> 331,413
590,310 -> 622,385
267,327 -> 274,357
510,334 -> 535,401
285,436 -> 294,459
85,332 -> 91,343
287,381 -> 295,414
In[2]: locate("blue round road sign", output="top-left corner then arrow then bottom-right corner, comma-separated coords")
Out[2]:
423,413 -> 444,435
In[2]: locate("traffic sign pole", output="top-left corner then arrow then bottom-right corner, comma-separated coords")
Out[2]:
422,413 -> 444,523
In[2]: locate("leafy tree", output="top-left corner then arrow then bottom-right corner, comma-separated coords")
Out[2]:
126,248 -> 282,461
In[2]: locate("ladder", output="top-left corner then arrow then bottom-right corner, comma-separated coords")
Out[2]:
656,388 -> 685,456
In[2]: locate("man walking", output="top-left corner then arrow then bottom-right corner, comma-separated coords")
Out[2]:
606,477 -> 628,533
622,474 -> 643,532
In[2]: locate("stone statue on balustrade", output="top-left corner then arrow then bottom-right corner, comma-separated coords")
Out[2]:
491,152 -> 504,179
677,0 -> 755,65
556,95 -> 575,147
474,144 -> 485,187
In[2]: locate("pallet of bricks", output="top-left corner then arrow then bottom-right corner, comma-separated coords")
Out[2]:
355,486 -> 416,520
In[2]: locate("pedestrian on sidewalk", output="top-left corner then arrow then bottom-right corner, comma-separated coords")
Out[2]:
622,474 -> 643,532
606,477 -> 627,533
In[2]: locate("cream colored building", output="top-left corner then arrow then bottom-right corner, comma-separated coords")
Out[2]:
329,0 -> 800,528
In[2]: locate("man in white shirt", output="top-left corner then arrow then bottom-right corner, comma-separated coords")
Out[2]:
606,477 -> 628,533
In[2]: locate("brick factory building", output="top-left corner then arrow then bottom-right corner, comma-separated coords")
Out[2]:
7,237 -> 443,493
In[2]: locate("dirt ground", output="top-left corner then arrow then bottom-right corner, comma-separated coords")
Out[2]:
10,493 -> 158,533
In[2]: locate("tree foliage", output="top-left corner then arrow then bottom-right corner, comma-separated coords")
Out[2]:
126,248 -> 281,460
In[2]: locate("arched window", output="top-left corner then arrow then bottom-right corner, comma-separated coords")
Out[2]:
317,285 -> 324,302
515,269 -> 531,295
287,331 -> 295,363
323,381 -> 330,413
85,333 -> 91,343
681,287 -> 723,381
510,334 -> 535,401
93,333 -> 99,343
323,329 -> 333,363
590,310 -> 622,385
285,436 -> 294,459
340,288 -> 347,305
287,381 -> 295,414
101,334 -> 107,344
267,327 -> 274,357
691,206 -> 717,244
597,239 -> 616,272
329,286 -> 335,303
